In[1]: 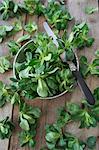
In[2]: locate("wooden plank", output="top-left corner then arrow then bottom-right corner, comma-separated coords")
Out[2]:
6,0 -> 99,150
0,12 -> 15,150
9,12 -> 41,150
66,0 -> 99,147
0,0 -> 26,150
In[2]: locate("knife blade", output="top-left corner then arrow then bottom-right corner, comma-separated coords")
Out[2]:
43,22 -> 59,48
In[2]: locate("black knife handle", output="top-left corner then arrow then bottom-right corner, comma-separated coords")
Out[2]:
72,70 -> 95,105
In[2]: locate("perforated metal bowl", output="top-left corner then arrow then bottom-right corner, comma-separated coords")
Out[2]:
13,39 -> 79,100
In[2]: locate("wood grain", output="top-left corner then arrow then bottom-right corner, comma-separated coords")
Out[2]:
0,10 -> 15,150
66,0 -> 99,150
0,0 -> 26,149
0,0 -> 99,150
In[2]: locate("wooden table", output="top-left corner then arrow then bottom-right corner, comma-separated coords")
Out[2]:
0,0 -> 99,149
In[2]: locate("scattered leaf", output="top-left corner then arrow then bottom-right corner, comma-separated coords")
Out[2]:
85,7 -> 98,14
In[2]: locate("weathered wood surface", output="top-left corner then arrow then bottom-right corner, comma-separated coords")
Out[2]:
0,0 -> 25,149
0,0 -> 99,150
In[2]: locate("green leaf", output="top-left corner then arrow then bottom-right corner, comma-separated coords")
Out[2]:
47,67 -> 59,75
75,22 -> 86,29
68,32 -> 74,43
0,81 -> 11,108
46,76 -> 58,94
0,81 -> 4,89
29,107 -> 41,118
19,66 -> 32,79
0,23 -> 22,42
8,40 -> 21,55
61,99 -> 99,128
95,49 -> 99,57
13,21 -> 22,32
37,78 -> 48,97
44,53 -> 52,61
80,56 -> 99,77
17,34 -> 31,43
18,103 -> 41,148
57,109 -> 70,128
58,137 -> 66,146
10,92 -> 20,105
23,0 -> 45,15
19,131 -> 30,147
73,142 -> 80,150
0,0 -> 27,20
79,56 -> 89,77
79,110 -> 97,128
85,7 -> 98,14
86,37 -> 94,47
0,37 -> 3,43
0,116 -> 14,139
89,59 -> 99,75
29,139 -> 35,148
0,126 -> 8,134
14,3 -> 19,13
72,22 -> 94,48
44,0 -> 72,30
45,123 -> 86,149
5,25 -> 13,32
24,21 -> 38,34
6,21 -> 22,37
66,103 -> 80,115
20,117 -> 30,131
19,103 -> 41,131
46,142 -> 55,149
86,136 -> 96,149
46,132 -> 60,142
0,56 -> 11,73
0,96 -> 7,108
18,78 -> 38,99
93,87 -> 99,101
19,130 -> 36,147
23,114 -> 35,124
57,69 -> 74,92
57,114 -> 70,128
0,0 -> 10,20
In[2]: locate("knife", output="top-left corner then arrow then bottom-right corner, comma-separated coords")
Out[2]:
43,22 -> 95,105
43,22 -> 59,48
